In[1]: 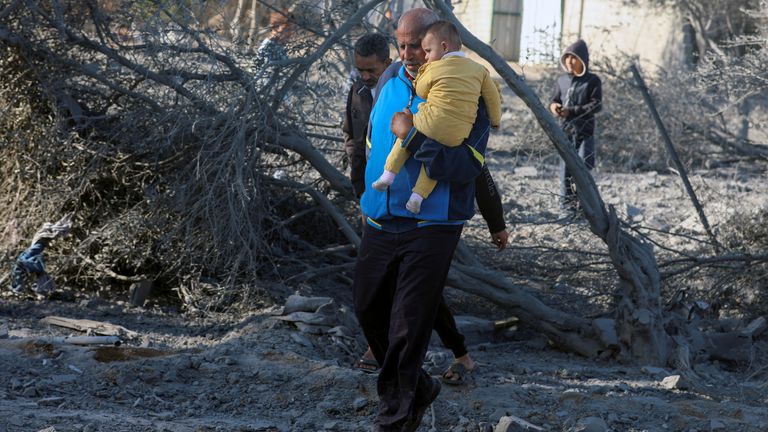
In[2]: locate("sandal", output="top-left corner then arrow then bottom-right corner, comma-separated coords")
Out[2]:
441,362 -> 470,386
354,356 -> 379,374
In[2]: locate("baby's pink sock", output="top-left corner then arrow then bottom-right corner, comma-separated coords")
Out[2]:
378,170 -> 395,184
405,193 -> 424,214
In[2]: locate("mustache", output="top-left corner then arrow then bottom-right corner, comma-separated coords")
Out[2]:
402,60 -> 421,66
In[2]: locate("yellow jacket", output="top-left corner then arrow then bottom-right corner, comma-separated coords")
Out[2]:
413,55 -> 502,146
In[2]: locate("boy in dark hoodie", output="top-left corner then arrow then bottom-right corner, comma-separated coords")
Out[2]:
549,39 -> 602,218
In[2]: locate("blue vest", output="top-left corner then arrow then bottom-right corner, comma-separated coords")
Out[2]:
361,63 -> 490,230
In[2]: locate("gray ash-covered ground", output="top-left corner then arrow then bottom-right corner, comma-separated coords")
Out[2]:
2,151 -> 768,431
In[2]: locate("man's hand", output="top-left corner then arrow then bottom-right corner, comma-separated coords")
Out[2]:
390,109 -> 414,140
558,107 -> 571,118
490,229 -> 509,251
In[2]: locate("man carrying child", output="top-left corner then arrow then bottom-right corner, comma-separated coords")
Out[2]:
372,21 -> 502,214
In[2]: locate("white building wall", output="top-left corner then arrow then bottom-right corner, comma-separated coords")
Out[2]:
562,0 -> 687,74
452,0 -> 493,43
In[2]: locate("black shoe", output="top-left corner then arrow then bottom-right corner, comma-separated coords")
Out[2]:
403,377 -> 441,432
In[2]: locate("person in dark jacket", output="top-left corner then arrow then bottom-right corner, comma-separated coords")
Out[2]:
343,34 -> 392,198
549,39 -> 602,217
345,34 -> 508,385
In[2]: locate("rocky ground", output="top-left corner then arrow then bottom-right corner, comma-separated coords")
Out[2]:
2,138 -> 768,431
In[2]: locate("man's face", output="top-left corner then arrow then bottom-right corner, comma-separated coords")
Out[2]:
564,54 -> 584,75
396,28 -> 426,76
421,32 -> 447,63
354,53 -> 391,89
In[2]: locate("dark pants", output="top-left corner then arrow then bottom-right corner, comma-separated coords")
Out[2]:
434,296 -> 467,358
559,135 -> 595,211
353,223 -> 463,431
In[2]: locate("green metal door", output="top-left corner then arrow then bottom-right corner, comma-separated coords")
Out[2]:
491,0 -> 524,61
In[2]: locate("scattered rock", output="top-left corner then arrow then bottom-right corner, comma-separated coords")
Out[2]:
290,332 -> 314,347
276,310 -> 335,328
559,389 -> 586,403
495,415 -> 545,432
478,422 -> 494,432
352,397 -> 368,411
572,416 -> 608,432
660,374 -> 689,390
294,322 -> 330,334
283,294 -> 333,314
623,203 -> 644,220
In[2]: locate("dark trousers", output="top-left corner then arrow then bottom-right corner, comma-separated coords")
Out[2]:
353,223 -> 463,431
559,135 -> 595,211
434,296 -> 467,358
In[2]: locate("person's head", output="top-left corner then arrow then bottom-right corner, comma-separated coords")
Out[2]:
354,33 -> 392,89
395,8 -> 439,76
269,9 -> 294,43
421,21 -> 462,63
560,40 -> 589,77
563,53 -> 584,76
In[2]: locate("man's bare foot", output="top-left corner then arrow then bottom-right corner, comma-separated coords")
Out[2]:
354,347 -> 379,374
441,353 -> 475,385
454,353 -> 475,371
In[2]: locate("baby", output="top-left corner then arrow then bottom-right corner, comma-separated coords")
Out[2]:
372,20 -> 502,213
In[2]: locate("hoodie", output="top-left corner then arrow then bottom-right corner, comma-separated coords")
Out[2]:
550,39 -> 602,140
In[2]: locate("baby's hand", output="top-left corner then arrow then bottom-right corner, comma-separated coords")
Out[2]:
390,109 -> 414,139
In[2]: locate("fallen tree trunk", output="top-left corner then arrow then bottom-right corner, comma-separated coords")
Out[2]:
447,265 -> 606,357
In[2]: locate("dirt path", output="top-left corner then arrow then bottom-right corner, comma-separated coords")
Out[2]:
1,292 -> 767,432
2,165 -> 768,431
